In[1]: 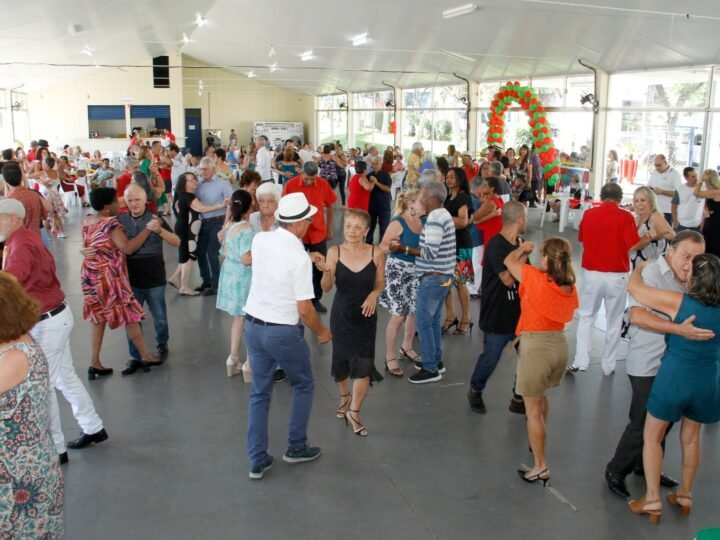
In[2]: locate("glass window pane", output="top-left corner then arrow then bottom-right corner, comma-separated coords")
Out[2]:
713,68 -> 720,107
353,92 -> 375,110
531,77 -> 565,107
706,112 -> 720,172
605,110 -> 705,183
318,111 -> 332,144
375,90 -> 393,108
476,80 -> 531,107
433,109 -> 468,153
566,76 -> 595,108
402,110 -> 433,155
332,111 -> 348,146
432,85 -> 467,108
609,68 -> 711,109
318,95 -> 334,110
403,88 -> 432,108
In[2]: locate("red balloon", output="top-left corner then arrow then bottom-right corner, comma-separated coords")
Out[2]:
524,91 -> 532,98
544,171 -> 552,179
536,107 -> 545,114
506,81 -> 513,87
520,102 -> 530,110
541,127 -> 550,134
513,80 -> 520,86
534,141 -> 543,149
530,98 -> 539,105
552,167 -> 561,174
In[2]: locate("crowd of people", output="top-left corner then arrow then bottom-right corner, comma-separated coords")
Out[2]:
0,132 -> 719,535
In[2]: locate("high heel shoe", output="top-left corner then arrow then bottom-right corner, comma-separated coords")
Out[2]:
399,347 -> 421,369
87,366 -> 113,380
441,318 -> 459,335
384,358 -> 404,377
226,355 -> 242,378
517,468 -> 550,487
344,409 -> 368,436
666,492 -> 692,517
453,320 -> 474,335
628,497 -> 662,524
336,394 -> 351,419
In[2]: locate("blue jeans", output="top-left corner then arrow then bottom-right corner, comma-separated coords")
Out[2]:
197,217 -> 223,288
674,225 -> 700,233
128,285 -> 169,360
415,274 -> 453,373
245,320 -> 314,467
470,332 -> 515,392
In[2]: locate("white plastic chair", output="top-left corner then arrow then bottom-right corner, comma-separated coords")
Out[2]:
391,172 -> 405,200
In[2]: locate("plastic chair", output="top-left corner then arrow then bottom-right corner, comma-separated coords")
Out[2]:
391,172 -> 404,200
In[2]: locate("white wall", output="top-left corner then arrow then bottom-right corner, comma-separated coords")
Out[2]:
182,56 -> 314,146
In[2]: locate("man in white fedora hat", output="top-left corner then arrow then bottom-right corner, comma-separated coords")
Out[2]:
243,192 -> 332,480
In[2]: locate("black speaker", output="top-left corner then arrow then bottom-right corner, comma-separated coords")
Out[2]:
153,56 -> 170,88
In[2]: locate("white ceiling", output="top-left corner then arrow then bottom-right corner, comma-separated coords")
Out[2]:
1,0 -> 719,94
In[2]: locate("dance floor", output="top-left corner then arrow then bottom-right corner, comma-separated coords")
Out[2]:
52,202 -> 718,539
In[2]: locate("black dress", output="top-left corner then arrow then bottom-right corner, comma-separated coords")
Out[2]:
330,245 -> 383,384
174,192 -> 201,263
703,199 -> 720,257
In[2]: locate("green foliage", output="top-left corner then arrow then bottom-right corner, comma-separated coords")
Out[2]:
514,128 -> 533,149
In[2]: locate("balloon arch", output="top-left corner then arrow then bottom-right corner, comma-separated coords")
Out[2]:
486,81 -> 562,187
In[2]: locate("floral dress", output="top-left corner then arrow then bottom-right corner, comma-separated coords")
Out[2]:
38,174 -> 68,219
0,340 -> 64,538
216,222 -> 255,317
81,217 -> 145,329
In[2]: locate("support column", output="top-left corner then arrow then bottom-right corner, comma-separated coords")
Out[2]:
590,65 -> 610,197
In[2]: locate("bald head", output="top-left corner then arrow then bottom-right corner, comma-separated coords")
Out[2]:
125,182 -> 148,216
502,201 -> 527,226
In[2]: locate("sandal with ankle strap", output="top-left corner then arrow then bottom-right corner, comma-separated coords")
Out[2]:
384,358 -> 403,377
336,394 -> 351,419
667,492 -> 692,517
344,409 -> 368,436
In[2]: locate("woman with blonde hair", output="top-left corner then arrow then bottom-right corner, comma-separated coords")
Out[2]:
504,237 -> 579,485
379,189 -> 424,375
693,169 -> 720,256
631,186 -> 675,268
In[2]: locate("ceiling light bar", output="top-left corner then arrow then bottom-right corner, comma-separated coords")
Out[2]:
80,46 -> 93,56
182,33 -> 190,44
269,63 -> 278,73
352,33 -> 368,46
195,14 -> 208,27
300,50 -> 313,62
442,3 -> 478,19
247,71 -> 257,78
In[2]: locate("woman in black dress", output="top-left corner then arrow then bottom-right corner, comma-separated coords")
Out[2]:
168,172 -> 227,295
694,169 -> 720,257
317,209 -> 385,436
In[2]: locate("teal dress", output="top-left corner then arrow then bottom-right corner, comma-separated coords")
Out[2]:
278,162 -> 298,185
216,222 -> 255,317
647,295 -> 720,424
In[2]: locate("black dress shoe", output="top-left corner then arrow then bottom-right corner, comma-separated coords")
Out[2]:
202,287 -> 217,296
194,282 -> 211,293
66,428 -> 109,449
58,452 -> 68,465
605,470 -> 630,498
467,389 -> 486,414
633,466 -> 679,488
508,397 -> 526,415
273,369 -> 287,383
121,359 -> 150,375
312,300 -> 327,313
157,343 -> 169,360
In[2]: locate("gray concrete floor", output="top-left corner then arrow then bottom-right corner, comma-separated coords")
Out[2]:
51,201 -> 719,540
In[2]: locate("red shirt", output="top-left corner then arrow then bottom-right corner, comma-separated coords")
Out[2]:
476,195 -> 504,263
346,174 -> 371,212
27,148 -> 37,162
579,201 -> 640,272
116,172 -> 133,214
464,163 -> 480,182
4,227 -> 65,313
7,187 -> 48,233
154,154 -> 171,181
282,175 -> 337,244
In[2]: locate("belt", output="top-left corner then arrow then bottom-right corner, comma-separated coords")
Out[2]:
245,314 -> 291,327
202,215 -> 225,223
38,302 -> 67,322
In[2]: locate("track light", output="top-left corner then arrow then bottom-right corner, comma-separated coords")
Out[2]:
442,3 -> 478,19
351,33 -> 368,46
300,50 -> 313,62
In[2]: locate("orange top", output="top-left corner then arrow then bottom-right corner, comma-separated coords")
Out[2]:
516,265 -> 578,334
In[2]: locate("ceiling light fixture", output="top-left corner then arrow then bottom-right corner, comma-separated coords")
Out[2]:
442,3 -> 478,19
300,50 -> 313,62
182,33 -> 190,44
269,45 -> 276,58
351,33 -> 368,46
269,63 -> 278,73
247,71 -> 257,78
195,14 -> 208,27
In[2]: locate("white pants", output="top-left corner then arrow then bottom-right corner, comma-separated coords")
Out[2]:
30,304 -> 103,453
574,269 -> 628,374
466,245 -> 484,296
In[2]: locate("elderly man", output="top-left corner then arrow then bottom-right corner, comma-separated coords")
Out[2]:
116,184 -> 180,372
0,199 -> 108,462
195,156 -> 234,296
488,161 -> 512,202
255,135 -> 274,182
2,161 -> 49,235
605,231 -> 709,498
282,161 -> 336,313
244,192 -> 332,480
389,181 -> 456,384
116,156 -> 140,212
569,183 -> 642,375
366,156 -> 393,244
648,154 -> 682,227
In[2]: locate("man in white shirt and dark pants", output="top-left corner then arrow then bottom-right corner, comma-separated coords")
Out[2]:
255,135 -> 273,183
244,192 -> 332,480
648,154 -> 682,227
671,166 -> 705,232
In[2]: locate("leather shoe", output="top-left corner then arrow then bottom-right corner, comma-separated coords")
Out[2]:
67,428 -> 109,449
467,388 -> 486,414
633,466 -> 679,488
605,470 -> 630,498
157,343 -> 169,360
121,359 -> 150,375
194,282 -> 211,293
58,452 -> 68,465
202,287 -> 217,296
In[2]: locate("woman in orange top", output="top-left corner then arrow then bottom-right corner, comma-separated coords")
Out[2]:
504,237 -> 579,486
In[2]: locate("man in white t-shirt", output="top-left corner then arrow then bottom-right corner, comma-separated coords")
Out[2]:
244,192 -> 332,480
298,143 -> 319,164
671,166 -> 705,232
254,135 -> 273,182
168,144 -> 186,189
647,154 -> 682,226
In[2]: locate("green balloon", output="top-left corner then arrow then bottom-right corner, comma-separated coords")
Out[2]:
550,174 -> 559,183
542,164 -> 554,172
529,104 -> 537,111
541,145 -> 549,152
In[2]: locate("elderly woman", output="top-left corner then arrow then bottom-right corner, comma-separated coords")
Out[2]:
628,254 -> 720,523
238,169 -> 262,212
168,172 -> 227,295
379,189 -> 424,376
406,142 -> 423,187
249,181 -> 282,232
0,273 -> 64,538
317,209 -> 386,436
631,186 -> 675,268
81,188 -> 160,374
504,238 -> 579,486
419,150 -> 434,173
29,156 -> 67,238
214,148 -> 234,185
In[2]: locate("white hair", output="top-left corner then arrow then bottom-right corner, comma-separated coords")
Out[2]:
199,156 -> 215,169
125,182 -> 147,200
255,181 -> 281,202
370,156 -> 383,165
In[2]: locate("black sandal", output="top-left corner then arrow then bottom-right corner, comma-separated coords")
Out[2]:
384,358 -> 403,377
336,394 -> 351,419
441,318 -> 459,334
399,347 -> 422,369
344,409 -> 368,436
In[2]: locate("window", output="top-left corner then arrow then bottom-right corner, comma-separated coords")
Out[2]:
531,77 -> 565,107
609,68 -> 711,109
316,94 -> 348,146
352,90 -> 395,148
88,105 -> 127,138
401,85 -> 468,155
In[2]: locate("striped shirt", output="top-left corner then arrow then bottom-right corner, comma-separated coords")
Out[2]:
416,207 -> 456,276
